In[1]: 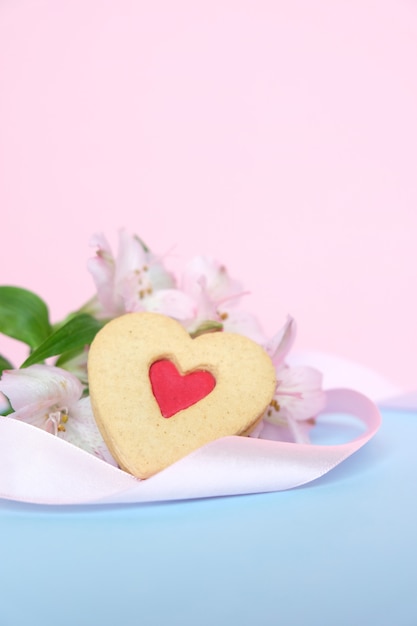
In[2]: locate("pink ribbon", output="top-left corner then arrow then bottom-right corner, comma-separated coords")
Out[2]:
0,388 -> 381,505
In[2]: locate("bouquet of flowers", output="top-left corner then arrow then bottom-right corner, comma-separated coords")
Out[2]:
0,230 -> 326,467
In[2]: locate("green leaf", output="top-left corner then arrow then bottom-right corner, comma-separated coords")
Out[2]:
0,286 -> 52,349
21,313 -> 104,368
55,345 -> 87,367
0,354 -> 13,375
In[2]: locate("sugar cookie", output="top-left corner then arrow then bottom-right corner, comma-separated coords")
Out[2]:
88,312 -> 276,478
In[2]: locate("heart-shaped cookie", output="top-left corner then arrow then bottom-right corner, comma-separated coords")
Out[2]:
88,312 -> 276,478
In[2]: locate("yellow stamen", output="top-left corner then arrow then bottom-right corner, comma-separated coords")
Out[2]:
269,399 -> 280,412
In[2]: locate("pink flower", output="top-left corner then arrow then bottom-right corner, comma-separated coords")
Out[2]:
257,317 -> 326,443
181,256 -> 243,308
266,364 -> 326,442
87,236 -> 265,340
264,315 -> 297,366
180,256 -> 266,342
0,365 -> 116,464
87,230 -> 194,321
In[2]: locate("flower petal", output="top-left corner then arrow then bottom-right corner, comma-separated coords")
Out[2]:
222,309 -> 267,344
62,397 -> 118,465
115,229 -> 147,286
273,365 -> 326,422
0,365 -> 83,421
88,233 -> 119,316
143,289 -> 197,321
181,256 -> 243,303
264,317 -> 297,366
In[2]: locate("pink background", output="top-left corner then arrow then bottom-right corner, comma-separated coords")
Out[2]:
0,0 -> 416,390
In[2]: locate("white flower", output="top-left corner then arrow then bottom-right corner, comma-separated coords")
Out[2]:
180,256 -> 266,342
181,256 -> 243,307
88,229 -> 194,320
260,317 -> 326,443
264,316 -> 297,366
0,364 -> 116,464
60,396 -> 117,465
87,236 -> 266,340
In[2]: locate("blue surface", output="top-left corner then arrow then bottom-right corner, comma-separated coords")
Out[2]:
1,408 -> 416,626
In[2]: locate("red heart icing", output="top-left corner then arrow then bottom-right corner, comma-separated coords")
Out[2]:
149,359 -> 216,418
